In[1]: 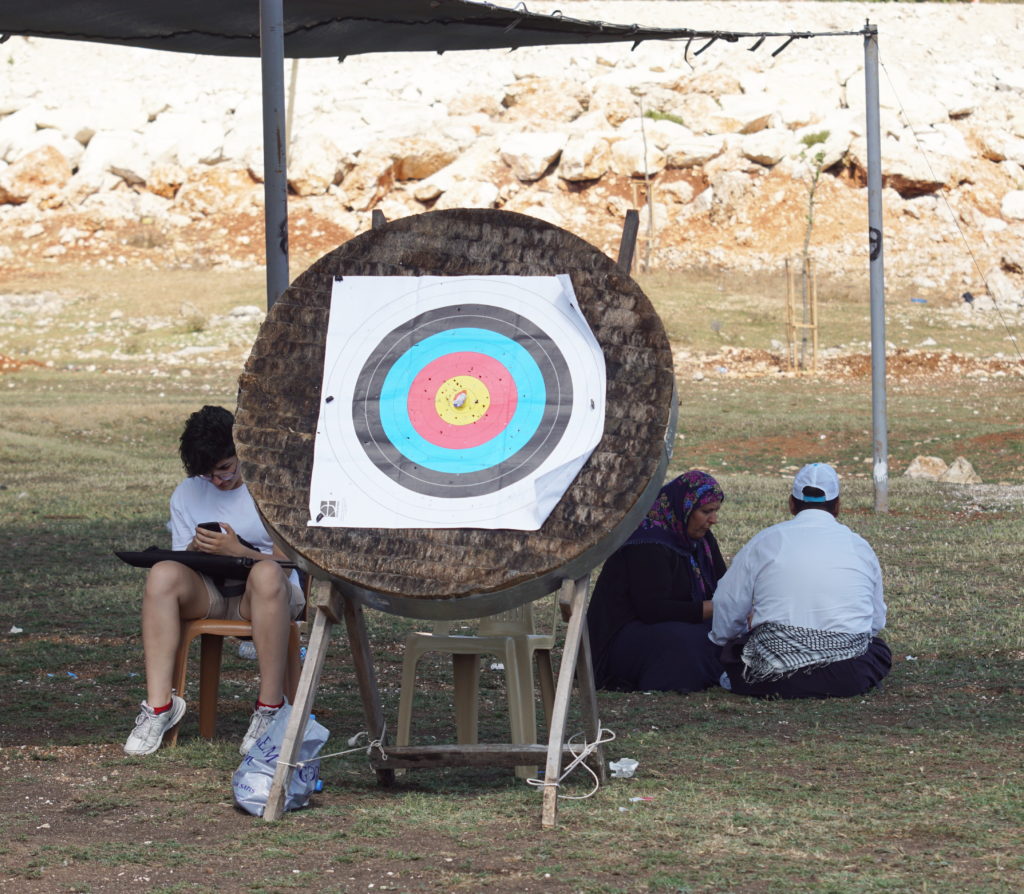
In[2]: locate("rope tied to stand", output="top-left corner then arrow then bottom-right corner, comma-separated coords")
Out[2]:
526,727 -> 616,801
281,723 -> 388,771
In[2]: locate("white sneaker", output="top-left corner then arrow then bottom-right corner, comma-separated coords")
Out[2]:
240,702 -> 284,756
124,696 -> 186,756
237,640 -> 257,660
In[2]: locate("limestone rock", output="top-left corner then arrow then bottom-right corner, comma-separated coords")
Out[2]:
337,151 -> 395,210
609,135 -> 666,178
741,129 -> 793,167
904,456 -> 948,480
978,130 -> 1024,166
502,78 -> 584,124
1001,190 -> 1024,220
0,106 -> 42,163
433,179 -> 499,210
849,134 -> 952,197
707,95 -> 776,135
664,134 -> 726,169
3,1 -> 1024,285
146,113 -> 224,167
940,456 -> 982,484
174,167 -> 260,216
588,82 -> 639,127
659,180 -> 695,205
5,127 -> 84,168
288,132 -> 346,197
500,132 -> 566,182
794,114 -> 858,169
147,163 -> 187,200
558,134 -> 611,182
389,136 -> 459,181
666,94 -> 720,133
0,145 -> 71,205
77,130 -> 152,187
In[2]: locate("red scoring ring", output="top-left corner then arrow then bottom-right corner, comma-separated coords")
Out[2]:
407,352 -> 518,449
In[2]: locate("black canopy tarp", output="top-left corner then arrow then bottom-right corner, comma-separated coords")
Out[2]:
0,0 -> 757,58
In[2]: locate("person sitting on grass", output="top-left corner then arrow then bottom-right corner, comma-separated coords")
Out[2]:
586,470 -> 727,693
123,405 -> 305,757
710,463 -> 891,699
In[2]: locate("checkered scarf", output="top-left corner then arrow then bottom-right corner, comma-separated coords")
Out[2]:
740,622 -> 871,683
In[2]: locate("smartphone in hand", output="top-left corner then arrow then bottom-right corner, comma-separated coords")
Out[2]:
198,522 -> 222,533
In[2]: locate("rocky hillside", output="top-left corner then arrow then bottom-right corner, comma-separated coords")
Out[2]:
1,1 -> 1023,305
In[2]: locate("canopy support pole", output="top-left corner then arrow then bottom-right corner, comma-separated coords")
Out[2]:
864,23 -> 889,512
260,0 -> 289,310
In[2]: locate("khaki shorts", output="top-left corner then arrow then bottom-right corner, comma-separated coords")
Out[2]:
199,574 -> 305,622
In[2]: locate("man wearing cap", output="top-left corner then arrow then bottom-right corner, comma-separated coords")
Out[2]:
709,463 -> 892,699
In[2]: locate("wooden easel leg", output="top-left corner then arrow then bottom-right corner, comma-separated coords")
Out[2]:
263,588 -> 337,821
541,574 -> 592,828
341,589 -> 395,787
573,614 -> 606,784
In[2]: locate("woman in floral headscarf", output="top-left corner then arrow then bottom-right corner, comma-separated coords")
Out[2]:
586,470 -> 727,692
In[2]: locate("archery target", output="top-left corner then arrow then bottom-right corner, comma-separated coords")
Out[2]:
309,275 -> 605,530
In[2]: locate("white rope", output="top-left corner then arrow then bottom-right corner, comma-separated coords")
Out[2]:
282,724 -> 388,770
525,727 -> 616,801
283,721 -> 618,796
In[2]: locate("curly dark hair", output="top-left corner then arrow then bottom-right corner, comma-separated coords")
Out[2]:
179,405 -> 236,478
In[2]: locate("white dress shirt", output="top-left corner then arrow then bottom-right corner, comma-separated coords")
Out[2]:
709,508 -> 886,645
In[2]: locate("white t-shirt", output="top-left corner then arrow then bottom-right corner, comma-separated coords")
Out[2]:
167,477 -> 298,587
709,508 -> 886,645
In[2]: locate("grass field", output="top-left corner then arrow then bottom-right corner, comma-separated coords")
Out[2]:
1,267 -> 1022,893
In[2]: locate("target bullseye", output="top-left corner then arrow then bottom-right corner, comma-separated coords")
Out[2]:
435,376 -> 488,425
407,351 -> 517,450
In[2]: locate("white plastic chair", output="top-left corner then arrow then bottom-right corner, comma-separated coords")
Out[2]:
396,595 -> 557,779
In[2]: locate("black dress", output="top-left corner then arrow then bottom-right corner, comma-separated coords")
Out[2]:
586,534 -> 727,692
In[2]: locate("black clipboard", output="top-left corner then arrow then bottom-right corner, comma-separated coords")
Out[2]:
114,547 -> 297,578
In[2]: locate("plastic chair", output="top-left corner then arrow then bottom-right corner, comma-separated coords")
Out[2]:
165,573 -> 312,746
396,595 -> 558,779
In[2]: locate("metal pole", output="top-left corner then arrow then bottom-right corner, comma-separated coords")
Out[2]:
260,0 -> 289,310
864,22 -> 889,512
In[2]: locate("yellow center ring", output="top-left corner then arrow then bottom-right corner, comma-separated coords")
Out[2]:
435,376 -> 490,425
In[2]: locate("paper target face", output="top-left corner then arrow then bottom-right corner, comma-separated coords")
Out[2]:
309,275 -> 606,530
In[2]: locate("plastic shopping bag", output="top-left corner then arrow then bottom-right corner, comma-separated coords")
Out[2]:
232,704 -> 329,817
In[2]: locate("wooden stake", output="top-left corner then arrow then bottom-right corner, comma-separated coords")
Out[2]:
263,584 -> 338,821
542,574 -> 594,828
808,257 -> 819,372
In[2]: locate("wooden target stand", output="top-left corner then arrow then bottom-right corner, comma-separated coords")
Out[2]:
233,209 -> 675,826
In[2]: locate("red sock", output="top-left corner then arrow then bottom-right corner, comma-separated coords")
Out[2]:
151,700 -> 174,715
256,699 -> 284,710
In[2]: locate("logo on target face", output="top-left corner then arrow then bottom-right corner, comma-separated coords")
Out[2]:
310,275 -> 605,530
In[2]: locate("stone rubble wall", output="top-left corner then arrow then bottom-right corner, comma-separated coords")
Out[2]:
0,1 -> 1022,301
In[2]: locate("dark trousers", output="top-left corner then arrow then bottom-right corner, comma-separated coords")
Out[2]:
603,619 -> 724,693
721,635 -> 892,699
